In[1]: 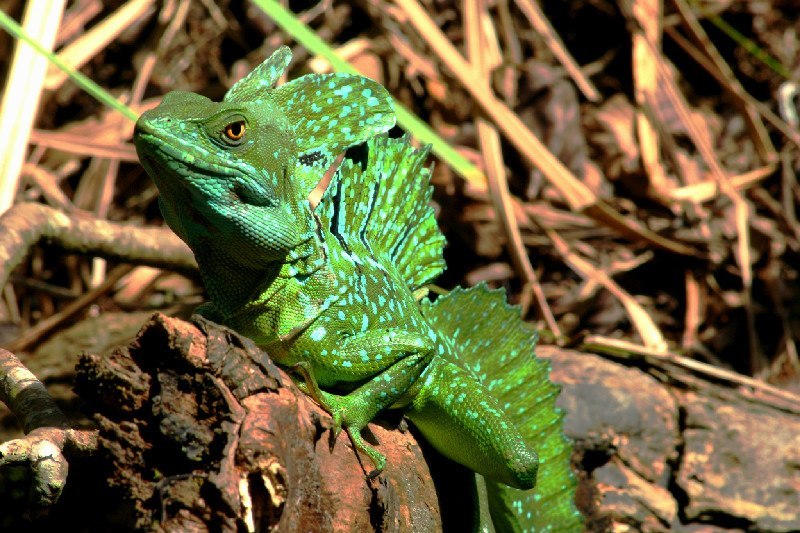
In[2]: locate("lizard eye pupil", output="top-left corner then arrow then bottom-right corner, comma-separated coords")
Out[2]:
223,121 -> 246,142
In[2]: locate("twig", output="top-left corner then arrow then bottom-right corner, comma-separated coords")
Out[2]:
44,0 -> 158,90
513,0 -> 600,102
670,0 -> 775,163
664,25 -> 800,151
393,0 -> 699,258
5,264 -> 134,352
583,335 -> 800,413
464,0 -> 560,332
28,129 -> 139,161
668,164 -> 776,202
542,226 -> 667,351
0,202 -> 196,293
0,347 -> 98,514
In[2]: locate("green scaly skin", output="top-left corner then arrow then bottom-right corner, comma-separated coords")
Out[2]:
133,46 -> 541,491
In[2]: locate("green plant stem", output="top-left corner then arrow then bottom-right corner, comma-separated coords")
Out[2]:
251,0 -> 487,188
0,9 -> 138,121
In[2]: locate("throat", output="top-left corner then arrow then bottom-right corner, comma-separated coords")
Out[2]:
197,255 -> 282,316
195,232 -> 329,319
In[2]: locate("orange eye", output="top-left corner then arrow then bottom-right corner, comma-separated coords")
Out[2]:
223,121 -> 246,141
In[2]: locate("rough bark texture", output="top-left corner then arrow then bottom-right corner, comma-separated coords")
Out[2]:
544,346 -> 800,532
1,313 -> 799,531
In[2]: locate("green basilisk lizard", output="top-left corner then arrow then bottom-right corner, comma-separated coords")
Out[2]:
134,46 -> 580,529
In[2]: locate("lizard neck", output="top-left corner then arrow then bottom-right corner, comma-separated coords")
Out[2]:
195,199 -> 330,318
197,253 -> 281,315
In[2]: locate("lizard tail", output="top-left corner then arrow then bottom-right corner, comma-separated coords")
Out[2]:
419,283 -> 583,531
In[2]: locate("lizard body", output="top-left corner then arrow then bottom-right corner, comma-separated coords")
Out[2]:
134,48 -> 580,525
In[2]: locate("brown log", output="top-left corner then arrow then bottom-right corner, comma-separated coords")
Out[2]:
3,311 -> 799,531
71,313 -> 451,532
544,346 -> 800,532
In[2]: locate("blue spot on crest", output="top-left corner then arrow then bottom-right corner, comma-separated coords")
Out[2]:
334,85 -> 353,98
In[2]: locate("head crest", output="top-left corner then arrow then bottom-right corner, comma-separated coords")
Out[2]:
224,46 -> 397,195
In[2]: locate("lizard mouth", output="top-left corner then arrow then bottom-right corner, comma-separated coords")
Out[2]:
135,131 -> 277,212
134,130 -> 241,182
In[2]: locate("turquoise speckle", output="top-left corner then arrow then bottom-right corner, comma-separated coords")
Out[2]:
334,85 -> 353,98
143,49 -> 573,517
310,327 -> 326,341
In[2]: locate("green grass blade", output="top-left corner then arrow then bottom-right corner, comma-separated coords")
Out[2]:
1,3 -> 488,187
707,15 -> 790,79
250,0 -> 488,188
0,9 -> 138,121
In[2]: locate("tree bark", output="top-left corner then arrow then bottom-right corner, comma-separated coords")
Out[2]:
545,345 -> 800,532
2,312 -> 799,531
72,313 -> 448,532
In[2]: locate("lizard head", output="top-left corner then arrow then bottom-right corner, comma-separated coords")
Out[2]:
134,88 -> 296,211
133,46 -> 396,269
134,47 -> 296,206
134,88 -> 299,265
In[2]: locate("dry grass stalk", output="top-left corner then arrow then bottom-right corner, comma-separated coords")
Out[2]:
668,164 -> 776,202
393,0 -> 697,258
464,0 -> 560,333
664,25 -> 800,151
544,227 -> 667,351
512,0 -> 600,102
28,130 -> 139,161
645,41 -> 760,369
5,264 -> 134,352
44,0 -> 157,90
670,0 -> 775,163
584,335 -> 800,411
0,1 -> 67,214
625,0 -> 672,202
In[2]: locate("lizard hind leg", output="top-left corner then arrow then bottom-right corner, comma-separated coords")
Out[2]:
419,284 -> 583,529
405,359 -> 539,490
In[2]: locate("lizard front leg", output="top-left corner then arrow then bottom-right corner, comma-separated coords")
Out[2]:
292,329 -> 434,476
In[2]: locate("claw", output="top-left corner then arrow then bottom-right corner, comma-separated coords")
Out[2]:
328,414 -> 343,452
291,362 -> 329,410
293,363 -> 345,451
345,427 -> 386,478
291,362 -> 387,479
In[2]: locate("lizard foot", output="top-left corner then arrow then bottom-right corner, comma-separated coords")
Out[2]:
344,426 -> 385,478
291,362 -> 386,477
